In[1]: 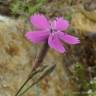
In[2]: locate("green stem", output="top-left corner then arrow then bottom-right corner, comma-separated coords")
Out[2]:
15,65 -> 47,96
18,64 -> 56,96
14,42 -> 49,96
17,80 -> 38,96
15,76 -> 31,96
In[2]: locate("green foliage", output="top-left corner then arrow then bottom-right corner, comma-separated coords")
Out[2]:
74,63 -> 96,96
88,78 -> 96,96
10,0 -> 47,17
74,63 -> 89,96
64,14 -> 72,21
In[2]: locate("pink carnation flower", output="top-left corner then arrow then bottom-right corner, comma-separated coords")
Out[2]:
25,14 -> 80,53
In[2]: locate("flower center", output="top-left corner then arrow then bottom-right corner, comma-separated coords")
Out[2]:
50,28 -> 57,33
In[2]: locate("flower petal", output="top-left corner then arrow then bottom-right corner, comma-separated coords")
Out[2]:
48,33 -> 65,53
58,32 -> 80,44
25,31 -> 49,43
52,17 -> 69,31
30,14 -> 50,30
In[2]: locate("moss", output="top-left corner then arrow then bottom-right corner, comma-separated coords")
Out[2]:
10,0 -> 47,17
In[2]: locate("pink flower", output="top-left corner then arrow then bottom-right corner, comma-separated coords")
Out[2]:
25,14 -> 80,53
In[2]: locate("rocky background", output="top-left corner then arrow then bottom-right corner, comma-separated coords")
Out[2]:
0,0 -> 96,96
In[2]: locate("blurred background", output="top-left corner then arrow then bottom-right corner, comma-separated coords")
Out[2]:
0,0 -> 96,96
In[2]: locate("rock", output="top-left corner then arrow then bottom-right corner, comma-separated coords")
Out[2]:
71,5 -> 96,32
0,15 -> 33,96
71,5 -> 96,68
71,12 -> 96,32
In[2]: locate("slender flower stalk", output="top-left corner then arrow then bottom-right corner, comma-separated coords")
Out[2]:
15,42 -> 49,96
30,42 -> 49,72
18,64 -> 56,96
